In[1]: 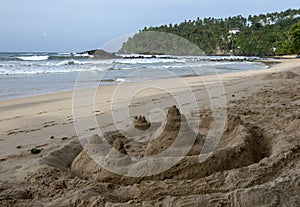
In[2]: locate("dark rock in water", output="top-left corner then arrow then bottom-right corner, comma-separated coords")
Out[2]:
82,49 -> 118,59
139,52 -> 165,56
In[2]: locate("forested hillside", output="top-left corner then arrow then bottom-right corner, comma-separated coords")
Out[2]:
120,9 -> 300,56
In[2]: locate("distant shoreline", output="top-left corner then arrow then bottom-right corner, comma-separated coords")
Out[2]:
0,54 -> 268,101
1,58 -> 296,103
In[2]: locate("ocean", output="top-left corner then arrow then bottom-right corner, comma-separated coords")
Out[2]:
0,52 -> 268,100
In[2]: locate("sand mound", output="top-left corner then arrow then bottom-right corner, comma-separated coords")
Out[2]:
263,71 -> 298,79
199,109 -> 212,130
37,140 -> 83,172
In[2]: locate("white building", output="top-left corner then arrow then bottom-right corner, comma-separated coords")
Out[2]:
229,28 -> 241,35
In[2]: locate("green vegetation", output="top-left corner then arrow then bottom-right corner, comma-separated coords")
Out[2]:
120,9 -> 300,56
276,21 -> 300,55
291,22 -> 300,55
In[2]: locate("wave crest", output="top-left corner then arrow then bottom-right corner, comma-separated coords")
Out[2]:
17,56 -> 49,61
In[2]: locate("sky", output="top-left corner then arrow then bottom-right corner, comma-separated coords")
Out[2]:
0,0 -> 299,52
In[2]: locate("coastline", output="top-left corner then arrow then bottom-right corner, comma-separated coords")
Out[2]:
0,58 -> 299,206
0,56 -> 267,101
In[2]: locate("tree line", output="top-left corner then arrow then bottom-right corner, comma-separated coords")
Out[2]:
120,9 -> 300,56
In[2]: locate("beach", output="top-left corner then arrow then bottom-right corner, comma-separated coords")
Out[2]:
0,58 -> 299,206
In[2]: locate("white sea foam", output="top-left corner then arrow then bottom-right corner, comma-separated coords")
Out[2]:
17,55 -> 49,61
113,58 -> 185,65
116,78 -> 126,82
0,53 -> 267,77
73,53 -> 91,57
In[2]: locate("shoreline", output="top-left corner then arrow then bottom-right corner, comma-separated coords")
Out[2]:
0,57 -> 267,102
0,58 -> 281,103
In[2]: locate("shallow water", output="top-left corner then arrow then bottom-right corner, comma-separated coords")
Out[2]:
0,52 -> 267,100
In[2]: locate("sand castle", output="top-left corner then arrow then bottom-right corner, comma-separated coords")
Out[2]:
70,105 -> 270,185
71,105 -> 199,183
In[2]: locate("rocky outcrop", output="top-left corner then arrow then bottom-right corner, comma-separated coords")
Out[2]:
83,49 -> 118,59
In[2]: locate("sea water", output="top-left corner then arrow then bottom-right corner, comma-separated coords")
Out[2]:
0,52 -> 268,100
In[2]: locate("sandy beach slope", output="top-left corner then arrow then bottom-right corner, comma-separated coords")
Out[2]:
0,59 -> 299,206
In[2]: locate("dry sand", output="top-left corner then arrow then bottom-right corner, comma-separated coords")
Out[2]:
0,59 -> 299,206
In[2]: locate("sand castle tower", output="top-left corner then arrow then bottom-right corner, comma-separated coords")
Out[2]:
132,115 -> 151,130
103,139 -> 132,170
71,134 -> 110,178
71,133 -> 133,183
89,138 -> 133,182
144,105 -> 200,157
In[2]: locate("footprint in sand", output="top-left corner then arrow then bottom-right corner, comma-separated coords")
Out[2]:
129,102 -> 145,107
35,143 -> 49,148
181,103 -> 190,106
44,121 -> 55,124
86,127 -> 97,132
43,121 -> 57,128
37,111 -> 47,115
66,115 -> 74,122
8,128 -> 39,135
7,128 -> 21,135
12,115 -> 24,119
95,112 -> 104,116
62,122 -> 71,125
7,131 -> 17,135
25,128 -> 40,133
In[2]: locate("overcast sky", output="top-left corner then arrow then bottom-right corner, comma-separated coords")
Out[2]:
0,0 -> 299,52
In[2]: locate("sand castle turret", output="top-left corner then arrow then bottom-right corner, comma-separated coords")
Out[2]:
132,115 -> 151,130
144,105 -> 199,157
